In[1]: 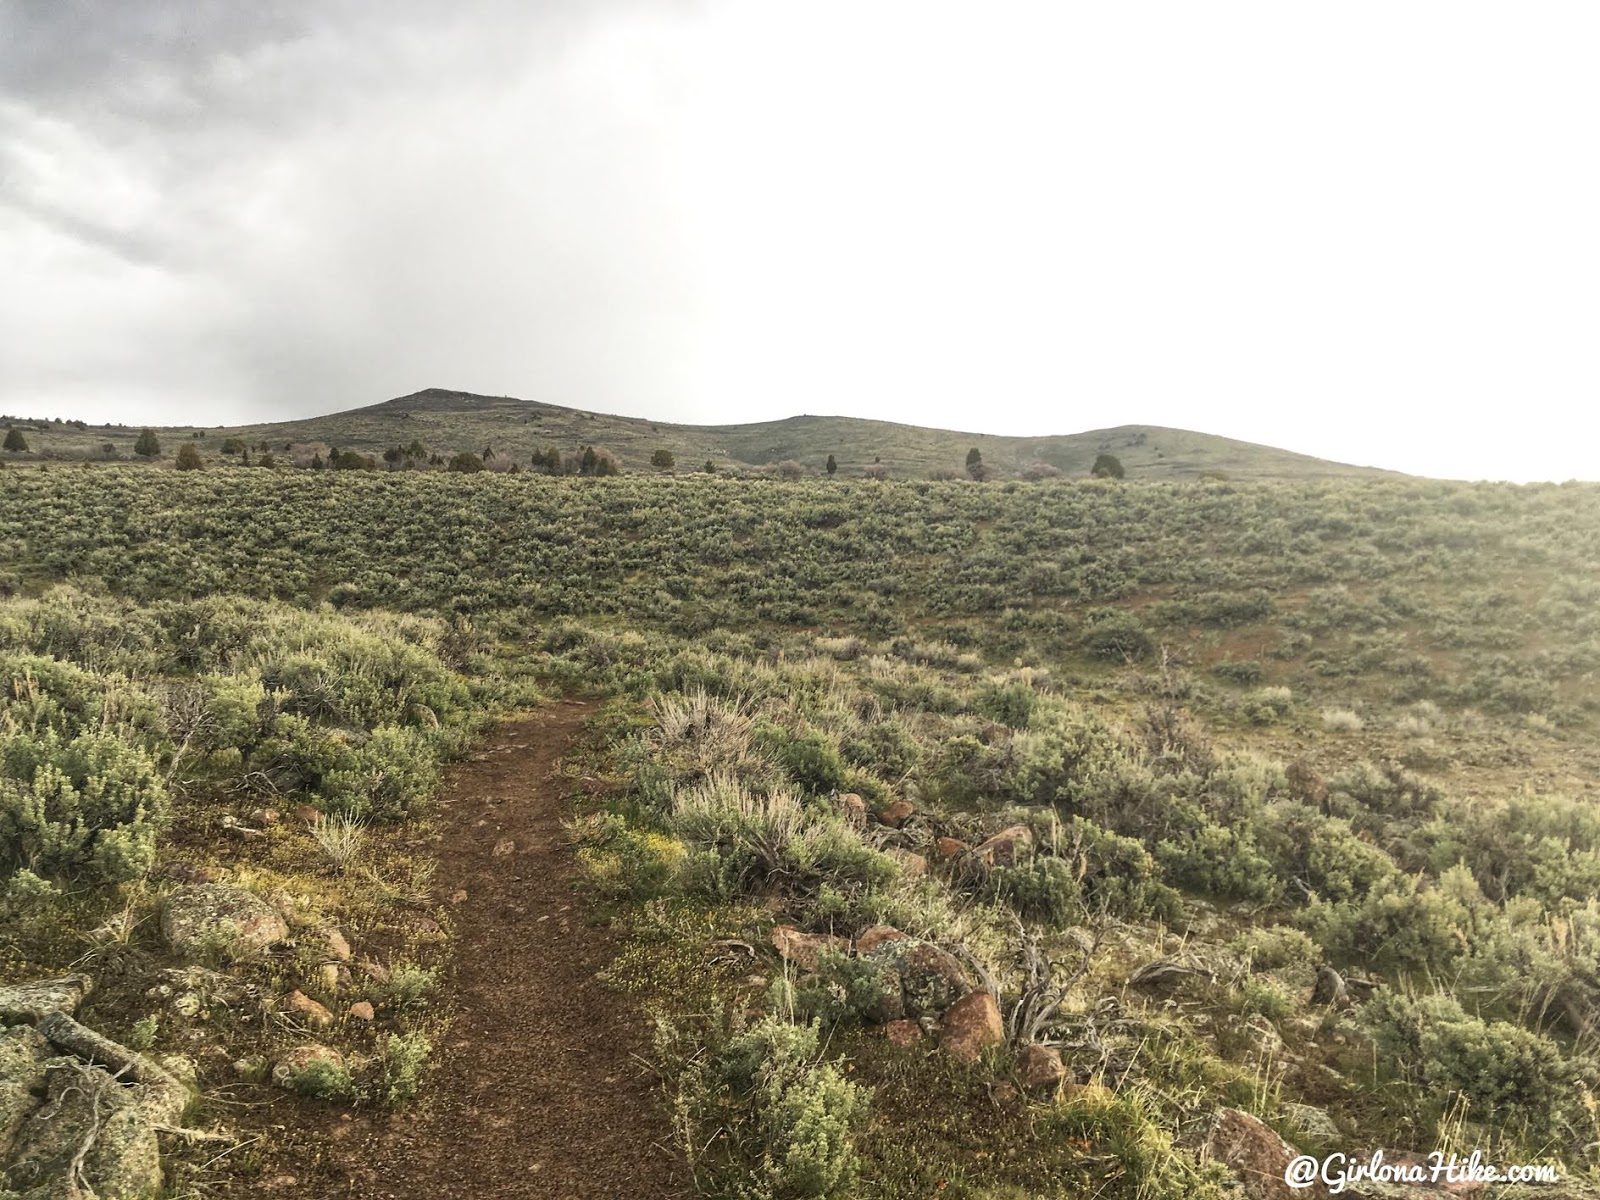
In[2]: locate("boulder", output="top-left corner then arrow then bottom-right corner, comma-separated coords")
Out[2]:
933,837 -> 968,862
1016,1043 -> 1065,1090
770,925 -> 850,972
938,991 -> 1003,1063
161,884 -> 288,959
0,975 -> 93,1024
973,824 -> 1034,867
854,925 -> 907,955
1201,1107 -> 1318,1200
876,799 -> 915,829
348,1001 -> 375,1022
0,1025 -> 51,1162
864,938 -> 974,1020
884,1020 -> 923,1048
1282,1101 -> 1340,1145
4,1061 -> 162,1200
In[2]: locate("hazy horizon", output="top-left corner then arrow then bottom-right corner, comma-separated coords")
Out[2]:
3,2 -> 1596,482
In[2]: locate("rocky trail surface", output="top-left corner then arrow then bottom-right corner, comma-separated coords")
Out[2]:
242,700 -> 688,1199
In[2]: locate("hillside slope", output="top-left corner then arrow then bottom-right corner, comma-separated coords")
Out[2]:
1,387 -> 1396,479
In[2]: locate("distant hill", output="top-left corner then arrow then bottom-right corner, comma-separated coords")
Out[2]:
0,387 -> 1398,480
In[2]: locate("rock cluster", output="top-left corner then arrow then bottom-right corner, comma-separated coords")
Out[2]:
769,922 -> 1004,1063
0,976 -> 192,1200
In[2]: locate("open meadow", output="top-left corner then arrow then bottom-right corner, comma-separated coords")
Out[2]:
2,465 -> 1599,1198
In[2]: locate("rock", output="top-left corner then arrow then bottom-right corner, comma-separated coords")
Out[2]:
162,884 -> 288,959
1201,1107 -> 1316,1200
1016,1043 -> 1065,1090
938,991 -> 1003,1063
155,1055 -> 198,1089
887,848 -> 928,877
973,824 -> 1034,867
884,1020 -> 923,1048
322,928 -> 353,962
295,804 -> 323,825
0,1025 -> 51,1161
854,925 -> 907,955
5,1061 -> 162,1200
835,793 -> 868,827
865,938 -> 974,1020
272,1044 -> 345,1090
1282,1102 -> 1340,1145
155,966 -> 255,1009
770,925 -> 850,971
933,837 -> 968,862
348,1001 -> 375,1021
449,889 -> 469,904
357,960 -> 392,984
492,837 -> 516,857
158,861 -> 222,885
286,990 -> 334,1029
0,974 -> 93,1024
876,799 -> 914,828
249,807 -> 281,825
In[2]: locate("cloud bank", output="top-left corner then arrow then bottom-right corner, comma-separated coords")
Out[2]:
2,1 -> 1597,479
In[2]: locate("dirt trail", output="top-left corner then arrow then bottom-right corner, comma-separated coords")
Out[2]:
286,701 -> 689,1199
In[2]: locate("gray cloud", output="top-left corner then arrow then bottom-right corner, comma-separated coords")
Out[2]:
1,2 -> 1595,480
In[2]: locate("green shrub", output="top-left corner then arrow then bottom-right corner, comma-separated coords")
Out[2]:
1230,926 -> 1321,971
0,730 -> 166,885
657,1011 -> 863,1199
1361,989 -> 1584,1139
372,1031 -> 433,1105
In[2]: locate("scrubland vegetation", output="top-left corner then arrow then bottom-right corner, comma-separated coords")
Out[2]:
3,465 -> 1599,1197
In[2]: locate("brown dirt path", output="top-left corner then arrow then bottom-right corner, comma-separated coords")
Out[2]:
277,700 -> 689,1199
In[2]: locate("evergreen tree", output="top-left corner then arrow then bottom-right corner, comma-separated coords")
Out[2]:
826,454 -> 837,475
174,443 -> 204,471
3,427 -> 27,453
134,429 -> 160,457
1091,453 -> 1126,479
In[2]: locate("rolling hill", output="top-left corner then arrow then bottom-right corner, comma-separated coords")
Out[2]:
1,387 -> 1398,479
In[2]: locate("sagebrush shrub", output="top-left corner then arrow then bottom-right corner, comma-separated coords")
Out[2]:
0,730 -> 166,885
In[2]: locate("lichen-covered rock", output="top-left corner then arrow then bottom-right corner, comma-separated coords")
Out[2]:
884,1020 -> 923,1048
0,976 -> 93,1025
937,991 -> 1003,1063
161,884 -> 287,959
0,1026 -> 51,1162
1201,1107 -> 1315,1200
4,1062 -> 161,1200
864,938 -> 974,1020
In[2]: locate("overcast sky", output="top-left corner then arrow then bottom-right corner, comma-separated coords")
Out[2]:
2,2 -> 1596,480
